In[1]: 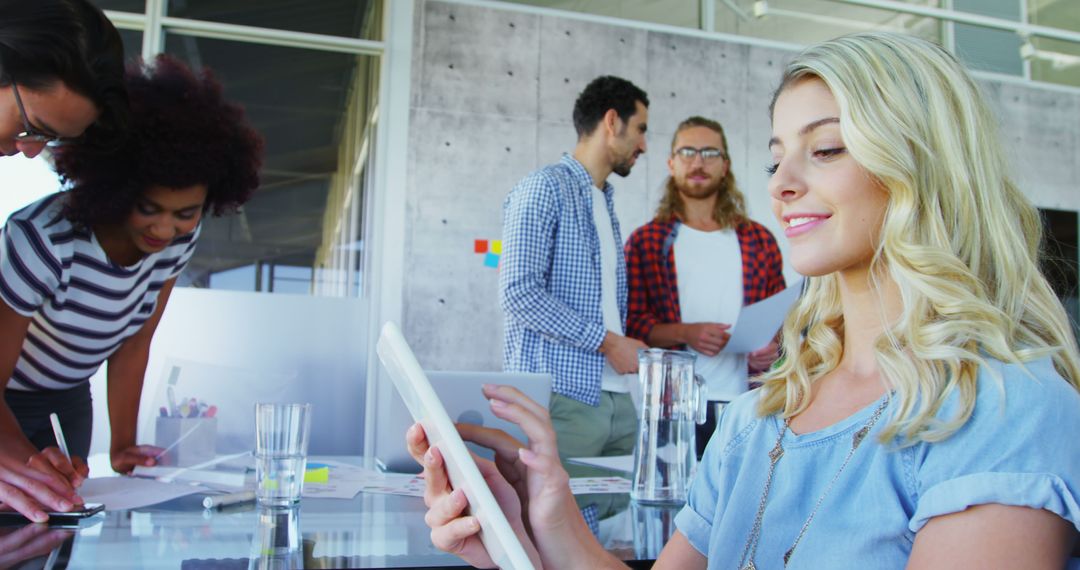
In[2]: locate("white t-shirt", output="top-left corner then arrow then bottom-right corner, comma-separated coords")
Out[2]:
592,186 -> 632,393
674,225 -> 746,401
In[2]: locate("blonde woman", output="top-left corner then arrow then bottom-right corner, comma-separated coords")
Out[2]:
407,31 -> 1080,568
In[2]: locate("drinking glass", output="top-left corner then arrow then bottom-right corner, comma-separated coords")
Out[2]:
254,403 -> 312,506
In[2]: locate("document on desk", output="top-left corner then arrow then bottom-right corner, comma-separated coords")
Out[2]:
567,455 -> 633,475
723,278 -> 803,354
132,465 -> 247,489
80,476 -> 208,510
300,459 -> 380,499
360,474 -> 426,498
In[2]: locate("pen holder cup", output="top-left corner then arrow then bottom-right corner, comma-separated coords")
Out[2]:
155,417 -> 217,467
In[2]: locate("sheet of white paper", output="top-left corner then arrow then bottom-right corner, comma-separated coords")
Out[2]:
357,473 -> 632,497
301,461 -> 383,499
566,455 -> 633,474
359,475 -> 426,498
568,477 -> 632,495
723,279 -> 803,354
132,465 -> 247,489
80,477 -> 208,510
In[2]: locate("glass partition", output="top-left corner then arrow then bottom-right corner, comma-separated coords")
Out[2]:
163,35 -> 379,296
503,0 -> 701,29
1028,0 -> 1080,87
167,0 -> 382,41
93,0 -> 146,12
953,0 -> 1023,76
715,0 -> 942,46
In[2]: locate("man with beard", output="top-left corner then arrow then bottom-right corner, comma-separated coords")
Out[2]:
625,116 -> 785,458
500,76 -> 649,464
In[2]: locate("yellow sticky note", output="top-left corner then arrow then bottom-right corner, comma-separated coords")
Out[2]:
304,465 -> 329,484
491,240 -> 502,254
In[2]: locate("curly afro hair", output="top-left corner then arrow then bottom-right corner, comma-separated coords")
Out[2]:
54,54 -> 263,228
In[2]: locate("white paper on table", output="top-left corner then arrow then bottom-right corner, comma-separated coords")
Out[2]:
358,475 -> 426,498
566,455 -> 633,474
723,279 -> 804,354
80,476 -> 208,510
569,477 -> 632,495
132,465 -> 247,489
301,460 -> 384,499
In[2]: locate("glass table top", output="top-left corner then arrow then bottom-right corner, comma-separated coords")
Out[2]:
1,459 -> 683,569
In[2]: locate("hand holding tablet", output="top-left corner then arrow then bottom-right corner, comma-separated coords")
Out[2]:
377,322 -> 537,570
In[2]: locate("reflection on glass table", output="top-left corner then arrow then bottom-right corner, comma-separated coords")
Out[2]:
0,524 -> 75,569
36,458 -> 680,569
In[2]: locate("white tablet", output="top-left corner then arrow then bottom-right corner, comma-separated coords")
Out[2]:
376,322 -> 536,570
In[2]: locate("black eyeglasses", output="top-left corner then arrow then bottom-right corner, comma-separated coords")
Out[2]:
10,80 -> 62,145
673,146 -> 727,162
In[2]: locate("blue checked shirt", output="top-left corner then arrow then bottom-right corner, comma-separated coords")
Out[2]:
500,154 -> 627,407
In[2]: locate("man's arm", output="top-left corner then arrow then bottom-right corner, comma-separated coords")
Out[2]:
106,279 -> 176,473
623,228 -> 659,343
499,176 -> 606,353
647,323 -> 730,357
761,224 -> 786,296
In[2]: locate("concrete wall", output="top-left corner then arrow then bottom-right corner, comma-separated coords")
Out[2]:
403,0 -> 1080,370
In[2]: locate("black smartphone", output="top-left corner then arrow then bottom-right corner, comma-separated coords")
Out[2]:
0,503 -> 105,526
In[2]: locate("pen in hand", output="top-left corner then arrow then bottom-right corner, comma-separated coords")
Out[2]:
49,413 -> 71,460
49,412 -> 86,496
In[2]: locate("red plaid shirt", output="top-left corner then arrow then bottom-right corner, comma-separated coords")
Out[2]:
624,217 -> 786,346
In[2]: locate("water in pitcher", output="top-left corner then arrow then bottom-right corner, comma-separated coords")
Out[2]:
631,349 -> 707,504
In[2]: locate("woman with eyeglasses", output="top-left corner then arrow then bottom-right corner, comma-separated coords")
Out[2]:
408,32 -> 1080,568
0,55 -> 262,523
0,0 -> 127,522
0,0 -> 127,159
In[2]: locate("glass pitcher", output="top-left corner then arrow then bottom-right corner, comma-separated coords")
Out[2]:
630,348 -> 707,504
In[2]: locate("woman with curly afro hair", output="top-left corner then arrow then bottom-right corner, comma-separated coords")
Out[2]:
0,55 -> 262,503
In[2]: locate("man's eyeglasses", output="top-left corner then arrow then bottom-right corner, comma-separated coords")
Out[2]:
673,146 -> 727,162
10,80 -> 62,145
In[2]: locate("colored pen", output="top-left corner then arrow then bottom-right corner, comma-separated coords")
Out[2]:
49,413 -> 71,459
202,490 -> 256,509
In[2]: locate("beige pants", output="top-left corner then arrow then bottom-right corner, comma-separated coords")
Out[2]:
549,391 -> 637,476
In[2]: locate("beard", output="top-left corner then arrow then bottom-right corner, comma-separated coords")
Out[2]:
612,154 -> 638,178
674,172 -> 724,200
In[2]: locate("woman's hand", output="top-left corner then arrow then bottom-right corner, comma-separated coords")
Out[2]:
0,455 -> 82,522
407,384 -> 624,570
406,423 -> 541,568
748,341 -> 780,373
110,444 -> 163,474
26,447 -> 88,489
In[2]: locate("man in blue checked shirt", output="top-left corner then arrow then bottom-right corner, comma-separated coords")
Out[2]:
499,76 -> 650,464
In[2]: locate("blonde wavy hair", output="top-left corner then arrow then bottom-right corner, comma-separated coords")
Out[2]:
758,32 -> 1080,444
655,116 -> 747,229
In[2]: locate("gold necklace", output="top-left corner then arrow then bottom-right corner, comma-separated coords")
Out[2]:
738,397 -> 890,570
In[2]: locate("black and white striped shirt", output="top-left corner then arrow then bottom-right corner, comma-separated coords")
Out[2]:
0,193 -> 198,391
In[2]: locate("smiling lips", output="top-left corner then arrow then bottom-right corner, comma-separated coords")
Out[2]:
783,214 -> 830,237
142,235 -> 168,248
